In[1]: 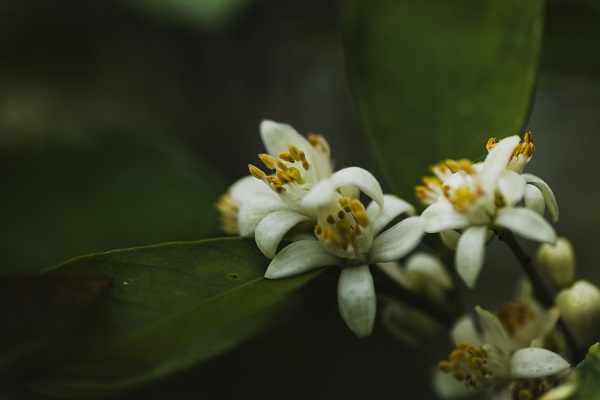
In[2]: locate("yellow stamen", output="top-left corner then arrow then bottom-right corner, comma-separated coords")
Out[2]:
258,153 -> 278,170
350,199 -> 369,227
438,342 -> 489,387
278,152 -> 295,163
494,298 -> 535,336
248,164 -> 266,179
288,145 -> 301,162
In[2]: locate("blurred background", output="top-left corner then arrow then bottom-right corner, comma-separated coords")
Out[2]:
1,0 -> 599,398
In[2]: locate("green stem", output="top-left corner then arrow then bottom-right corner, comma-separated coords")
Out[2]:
498,229 -> 580,359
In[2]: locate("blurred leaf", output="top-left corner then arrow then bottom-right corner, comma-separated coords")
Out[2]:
554,343 -> 600,400
28,237 -> 319,399
541,1 -> 600,81
342,0 -> 545,199
0,273 -> 111,387
0,133 -> 221,272
125,0 -> 256,29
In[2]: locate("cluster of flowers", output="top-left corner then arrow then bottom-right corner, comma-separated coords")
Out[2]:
217,120 -> 600,399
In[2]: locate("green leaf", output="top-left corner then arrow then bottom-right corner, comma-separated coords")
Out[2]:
561,343 -> 600,400
342,0 -> 545,199
28,237 -> 319,399
0,133 -> 221,272
0,273 -> 111,387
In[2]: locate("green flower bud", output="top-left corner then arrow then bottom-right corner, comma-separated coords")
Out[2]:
556,280 -> 600,348
536,237 -> 575,290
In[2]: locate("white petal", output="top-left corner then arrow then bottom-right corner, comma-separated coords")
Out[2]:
510,348 -> 570,379
237,197 -> 288,236
522,173 -> 559,223
480,135 -> 520,193
495,208 -> 557,244
432,369 -> 475,398
456,226 -> 487,288
265,240 -> 340,279
406,252 -> 453,290
338,265 -> 376,337
369,217 -> 425,263
524,184 -> 545,216
377,262 -> 409,287
440,230 -> 461,251
475,306 -> 510,355
498,170 -> 526,206
229,175 -> 274,202
330,167 -> 384,208
451,315 -> 482,345
421,202 -> 470,233
300,179 -> 337,210
260,120 -> 310,157
254,211 -> 312,259
366,194 -> 416,236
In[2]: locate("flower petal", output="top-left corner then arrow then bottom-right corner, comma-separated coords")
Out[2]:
475,306 -> 511,355
338,265 -> 376,337
456,226 -> 488,288
432,369 -> 474,399
330,167 -> 384,208
260,119 -> 310,157
237,197 -> 288,236
510,348 -> 570,379
421,202 -> 470,233
522,173 -> 559,223
369,217 -> 425,263
451,315 -> 482,345
265,240 -> 340,279
495,207 -> 557,244
480,135 -> 520,193
255,211 -> 313,259
498,170 -> 526,206
229,175 -> 273,202
406,252 -> 453,290
524,184 -> 545,216
440,230 -> 461,250
366,194 -> 416,236
300,178 -> 338,210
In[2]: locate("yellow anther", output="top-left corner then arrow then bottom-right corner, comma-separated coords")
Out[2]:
276,161 -> 287,170
524,131 -> 533,143
439,342 -> 490,388
445,159 -> 461,173
286,167 -> 305,184
336,219 -> 352,236
288,145 -> 302,162
438,361 -> 452,373
350,199 -> 369,227
447,185 -> 482,211
276,170 -> 289,184
458,159 -> 475,175
258,153 -> 278,170
322,225 -> 341,246
302,160 -> 309,170
248,164 -> 266,180
422,176 -> 441,186
486,137 -> 497,151
415,186 -> 428,200
278,152 -> 295,163
327,215 -> 336,225
307,134 -> 322,148
337,210 -> 345,220
215,194 -> 239,235
338,197 -> 351,207
314,225 -> 322,235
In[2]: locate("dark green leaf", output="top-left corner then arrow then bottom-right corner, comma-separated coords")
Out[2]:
0,273 -> 111,387
28,237 -> 319,399
562,343 -> 600,400
343,0 -> 545,199
0,133 -> 221,272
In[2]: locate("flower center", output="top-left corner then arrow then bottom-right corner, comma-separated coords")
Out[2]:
438,342 -> 490,387
314,197 -> 370,261
415,161 -> 454,205
494,299 -> 535,336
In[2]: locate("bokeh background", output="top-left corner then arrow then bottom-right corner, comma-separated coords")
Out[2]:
1,0 -> 599,399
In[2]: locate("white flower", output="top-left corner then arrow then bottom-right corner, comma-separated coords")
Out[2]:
420,135 -> 558,288
265,192 -> 424,337
556,280 -> 600,349
219,120 -> 387,260
435,306 -> 570,399
536,237 -> 576,290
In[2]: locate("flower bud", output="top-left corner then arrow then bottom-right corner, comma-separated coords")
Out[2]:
556,280 -> 600,348
536,237 -> 575,290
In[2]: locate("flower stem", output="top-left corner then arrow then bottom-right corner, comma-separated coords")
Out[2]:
498,229 -> 580,359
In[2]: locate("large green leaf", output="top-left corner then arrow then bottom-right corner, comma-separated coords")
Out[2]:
28,237 -> 318,399
343,0 -> 545,199
0,132 -> 221,272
